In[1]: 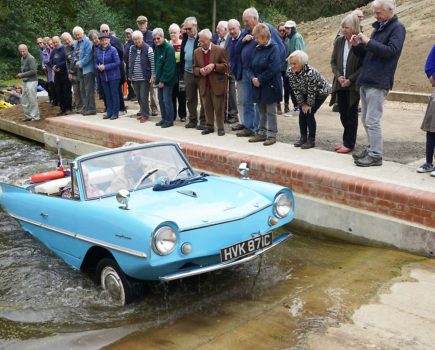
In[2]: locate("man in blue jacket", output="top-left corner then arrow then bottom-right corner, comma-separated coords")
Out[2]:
351,0 -> 406,167
73,26 -> 96,115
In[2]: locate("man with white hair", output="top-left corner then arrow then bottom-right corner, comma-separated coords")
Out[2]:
100,23 -> 126,114
61,32 -> 78,109
193,29 -> 229,136
351,0 -> 406,167
181,16 -> 206,129
215,20 -> 238,124
228,18 -> 244,131
17,44 -> 40,121
236,7 -> 285,137
72,26 -> 96,115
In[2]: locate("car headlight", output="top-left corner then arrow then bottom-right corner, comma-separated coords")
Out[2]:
153,226 -> 177,256
273,193 -> 292,218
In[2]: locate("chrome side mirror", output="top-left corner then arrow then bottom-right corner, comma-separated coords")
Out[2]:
116,189 -> 130,210
239,162 -> 250,180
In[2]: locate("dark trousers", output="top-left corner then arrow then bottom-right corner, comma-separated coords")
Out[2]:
119,81 -> 126,112
126,76 -> 136,99
54,73 -> 72,112
289,85 -> 298,108
337,90 -> 359,148
101,79 -> 120,117
281,71 -> 290,105
299,96 -> 327,139
81,72 -> 96,114
48,81 -> 57,105
426,131 -> 435,164
172,82 -> 186,120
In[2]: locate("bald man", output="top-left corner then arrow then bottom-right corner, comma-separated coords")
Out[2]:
17,44 -> 40,121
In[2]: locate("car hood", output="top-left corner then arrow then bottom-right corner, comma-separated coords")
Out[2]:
103,176 -> 273,230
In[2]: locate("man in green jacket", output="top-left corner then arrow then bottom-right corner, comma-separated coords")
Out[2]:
153,28 -> 177,128
17,44 -> 40,121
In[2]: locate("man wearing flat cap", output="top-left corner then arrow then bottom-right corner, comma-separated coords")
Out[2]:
134,15 -> 158,115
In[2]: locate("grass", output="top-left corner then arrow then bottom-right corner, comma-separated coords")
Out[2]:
0,79 -> 22,89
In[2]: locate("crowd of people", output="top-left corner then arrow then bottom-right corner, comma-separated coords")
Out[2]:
16,0 -> 434,170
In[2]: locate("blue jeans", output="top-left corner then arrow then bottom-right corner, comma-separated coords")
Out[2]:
101,79 -> 120,117
158,85 -> 174,124
242,69 -> 258,132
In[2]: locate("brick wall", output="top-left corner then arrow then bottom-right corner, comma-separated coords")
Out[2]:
46,118 -> 435,229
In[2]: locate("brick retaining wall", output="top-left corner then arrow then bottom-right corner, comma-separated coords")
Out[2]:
46,118 -> 435,230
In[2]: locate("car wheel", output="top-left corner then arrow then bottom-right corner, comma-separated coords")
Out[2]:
96,258 -> 140,305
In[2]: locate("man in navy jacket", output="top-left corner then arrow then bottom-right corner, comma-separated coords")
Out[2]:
351,0 -> 406,167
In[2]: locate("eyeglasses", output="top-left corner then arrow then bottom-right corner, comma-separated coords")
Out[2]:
101,30 -> 109,33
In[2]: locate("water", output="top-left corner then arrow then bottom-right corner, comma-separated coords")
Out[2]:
0,132 -> 426,349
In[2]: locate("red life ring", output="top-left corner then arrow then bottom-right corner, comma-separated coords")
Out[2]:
30,170 -> 66,183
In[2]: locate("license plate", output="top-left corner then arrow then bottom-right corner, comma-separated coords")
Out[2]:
220,233 -> 272,262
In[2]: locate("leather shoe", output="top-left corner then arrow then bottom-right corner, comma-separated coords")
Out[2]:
217,128 -> 225,136
156,120 -> 164,126
236,128 -> 254,137
103,115 -> 111,119
196,124 -> 206,130
231,124 -> 245,131
136,112 -> 141,117
110,116 -> 118,120
201,128 -> 215,135
336,146 -> 353,154
185,122 -> 197,128
161,123 -> 174,128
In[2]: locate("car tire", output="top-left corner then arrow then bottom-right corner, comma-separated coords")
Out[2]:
96,258 -> 143,305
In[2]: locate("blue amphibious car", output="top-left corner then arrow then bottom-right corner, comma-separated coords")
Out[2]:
0,142 -> 294,304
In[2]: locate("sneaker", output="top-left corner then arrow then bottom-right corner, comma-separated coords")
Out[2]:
152,110 -> 158,116
248,134 -> 267,143
139,116 -> 148,123
355,155 -> 382,167
217,128 -> 225,136
294,106 -> 300,112
110,116 -> 118,120
352,148 -> 368,160
417,163 -> 434,173
263,138 -> 276,146
431,170 -> 435,177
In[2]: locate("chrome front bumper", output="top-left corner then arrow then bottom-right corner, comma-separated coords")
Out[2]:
159,232 -> 292,282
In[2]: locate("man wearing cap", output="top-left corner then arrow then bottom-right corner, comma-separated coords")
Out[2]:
17,44 -> 40,121
284,20 -> 305,113
135,15 -> 158,116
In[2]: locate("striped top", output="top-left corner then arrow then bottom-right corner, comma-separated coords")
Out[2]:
132,46 -> 155,81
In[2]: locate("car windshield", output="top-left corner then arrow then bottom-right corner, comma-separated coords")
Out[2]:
79,144 -> 193,199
